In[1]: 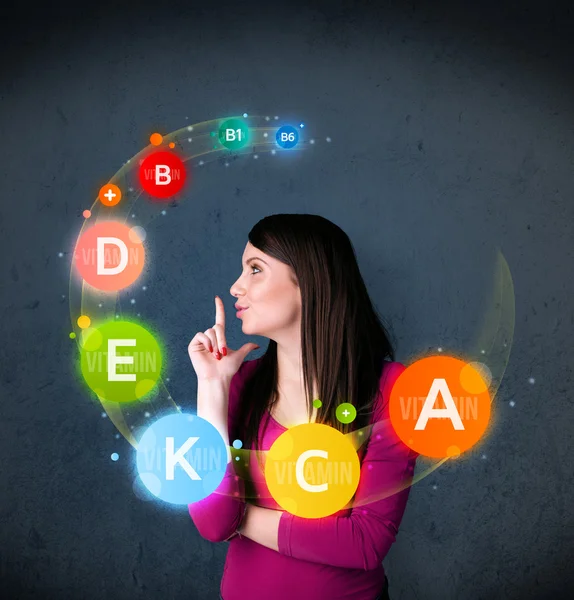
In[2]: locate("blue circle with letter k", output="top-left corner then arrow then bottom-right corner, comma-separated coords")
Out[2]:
136,413 -> 227,505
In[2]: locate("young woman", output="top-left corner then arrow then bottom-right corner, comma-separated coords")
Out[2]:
188,214 -> 418,600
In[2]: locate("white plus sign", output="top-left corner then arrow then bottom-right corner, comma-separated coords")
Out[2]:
342,409 -> 350,417
104,189 -> 116,202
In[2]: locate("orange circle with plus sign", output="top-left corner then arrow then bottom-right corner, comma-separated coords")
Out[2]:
98,183 -> 122,207
389,356 -> 491,459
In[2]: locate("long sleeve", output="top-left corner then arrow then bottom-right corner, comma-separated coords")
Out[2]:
188,362 -> 251,543
277,362 -> 419,570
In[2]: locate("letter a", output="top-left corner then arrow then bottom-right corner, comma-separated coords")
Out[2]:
414,378 -> 465,431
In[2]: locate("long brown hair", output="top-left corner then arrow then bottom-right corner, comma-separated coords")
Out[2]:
232,213 -> 396,452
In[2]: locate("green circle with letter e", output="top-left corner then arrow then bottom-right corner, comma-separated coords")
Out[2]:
80,320 -> 162,402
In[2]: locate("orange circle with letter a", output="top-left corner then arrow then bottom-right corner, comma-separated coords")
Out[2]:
389,356 -> 491,459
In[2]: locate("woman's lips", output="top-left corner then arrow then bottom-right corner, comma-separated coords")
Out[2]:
236,308 -> 249,317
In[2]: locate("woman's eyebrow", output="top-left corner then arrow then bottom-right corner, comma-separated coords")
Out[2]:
244,257 -> 269,266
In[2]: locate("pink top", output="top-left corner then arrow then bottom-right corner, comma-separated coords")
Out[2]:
188,358 -> 418,600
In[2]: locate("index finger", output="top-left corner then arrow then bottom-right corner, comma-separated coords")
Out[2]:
215,295 -> 226,330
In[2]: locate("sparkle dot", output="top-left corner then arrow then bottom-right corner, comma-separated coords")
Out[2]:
144,412 -> 150,417
137,313 -> 141,317
271,149 -> 276,155
166,378 -> 170,382
509,401 -> 515,407
168,142 -> 175,149
235,456 -> 240,461
225,162 -> 229,167
481,454 -> 487,459
128,187 -> 134,192
263,132 -> 268,137
528,377 -> 535,384
61,294 -> 66,299
98,303 -> 103,307
115,314 -> 120,319
129,225 -> 146,243
326,137 -> 331,142
69,332 -> 76,339
481,349 -> 486,354
265,116 -> 270,121
187,126 -> 193,131
142,286 -> 147,291
313,399 -> 322,409
130,299 -> 136,305
77,315 -> 91,329
111,453 -> 119,462
115,433 -> 120,439
199,160 -> 204,166
299,123 -> 305,128
58,252 -> 64,258
368,464 -> 373,470
161,210 -> 166,216
83,210 -> 92,219
187,137 -> 192,142
101,412 -> 107,418
150,132 -> 163,146
243,113 -> 248,118
131,214 -> 136,218
432,485 -> 437,490
274,116 -> 279,120
233,439 -> 243,449
253,154 -> 258,159
438,347 -> 443,352
376,434 -> 381,440
310,139 -> 315,144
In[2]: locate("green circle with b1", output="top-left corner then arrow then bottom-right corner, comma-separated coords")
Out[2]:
136,413 -> 228,505
80,320 -> 163,402
218,118 -> 249,150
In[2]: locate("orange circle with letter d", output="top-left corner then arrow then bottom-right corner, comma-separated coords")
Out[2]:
389,356 -> 491,459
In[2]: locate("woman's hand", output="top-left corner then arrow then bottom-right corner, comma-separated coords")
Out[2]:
188,295 -> 260,381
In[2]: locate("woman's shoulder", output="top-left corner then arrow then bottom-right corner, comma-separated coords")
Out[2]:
380,360 -> 406,393
371,360 -> 407,424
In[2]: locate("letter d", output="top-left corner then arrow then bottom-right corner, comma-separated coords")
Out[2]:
97,237 -> 128,275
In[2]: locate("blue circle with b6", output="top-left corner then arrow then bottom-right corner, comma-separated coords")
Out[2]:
276,125 -> 299,149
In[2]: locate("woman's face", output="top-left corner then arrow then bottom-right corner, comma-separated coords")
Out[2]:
230,242 -> 301,339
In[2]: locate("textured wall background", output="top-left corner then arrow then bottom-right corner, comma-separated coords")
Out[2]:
1,1 -> 573,598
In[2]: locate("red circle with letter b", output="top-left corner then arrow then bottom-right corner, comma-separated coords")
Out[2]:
138,151 -> 187,200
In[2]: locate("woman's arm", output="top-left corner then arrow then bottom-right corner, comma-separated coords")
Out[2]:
236,363 -> 419,570
188,376 -> 246,543
237,502 -> 282,551
235,423 -> 417,568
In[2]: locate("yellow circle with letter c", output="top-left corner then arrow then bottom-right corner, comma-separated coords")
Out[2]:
264,423 -> 361,518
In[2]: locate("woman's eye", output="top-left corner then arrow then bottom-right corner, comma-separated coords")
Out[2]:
250,265 -> 261,275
